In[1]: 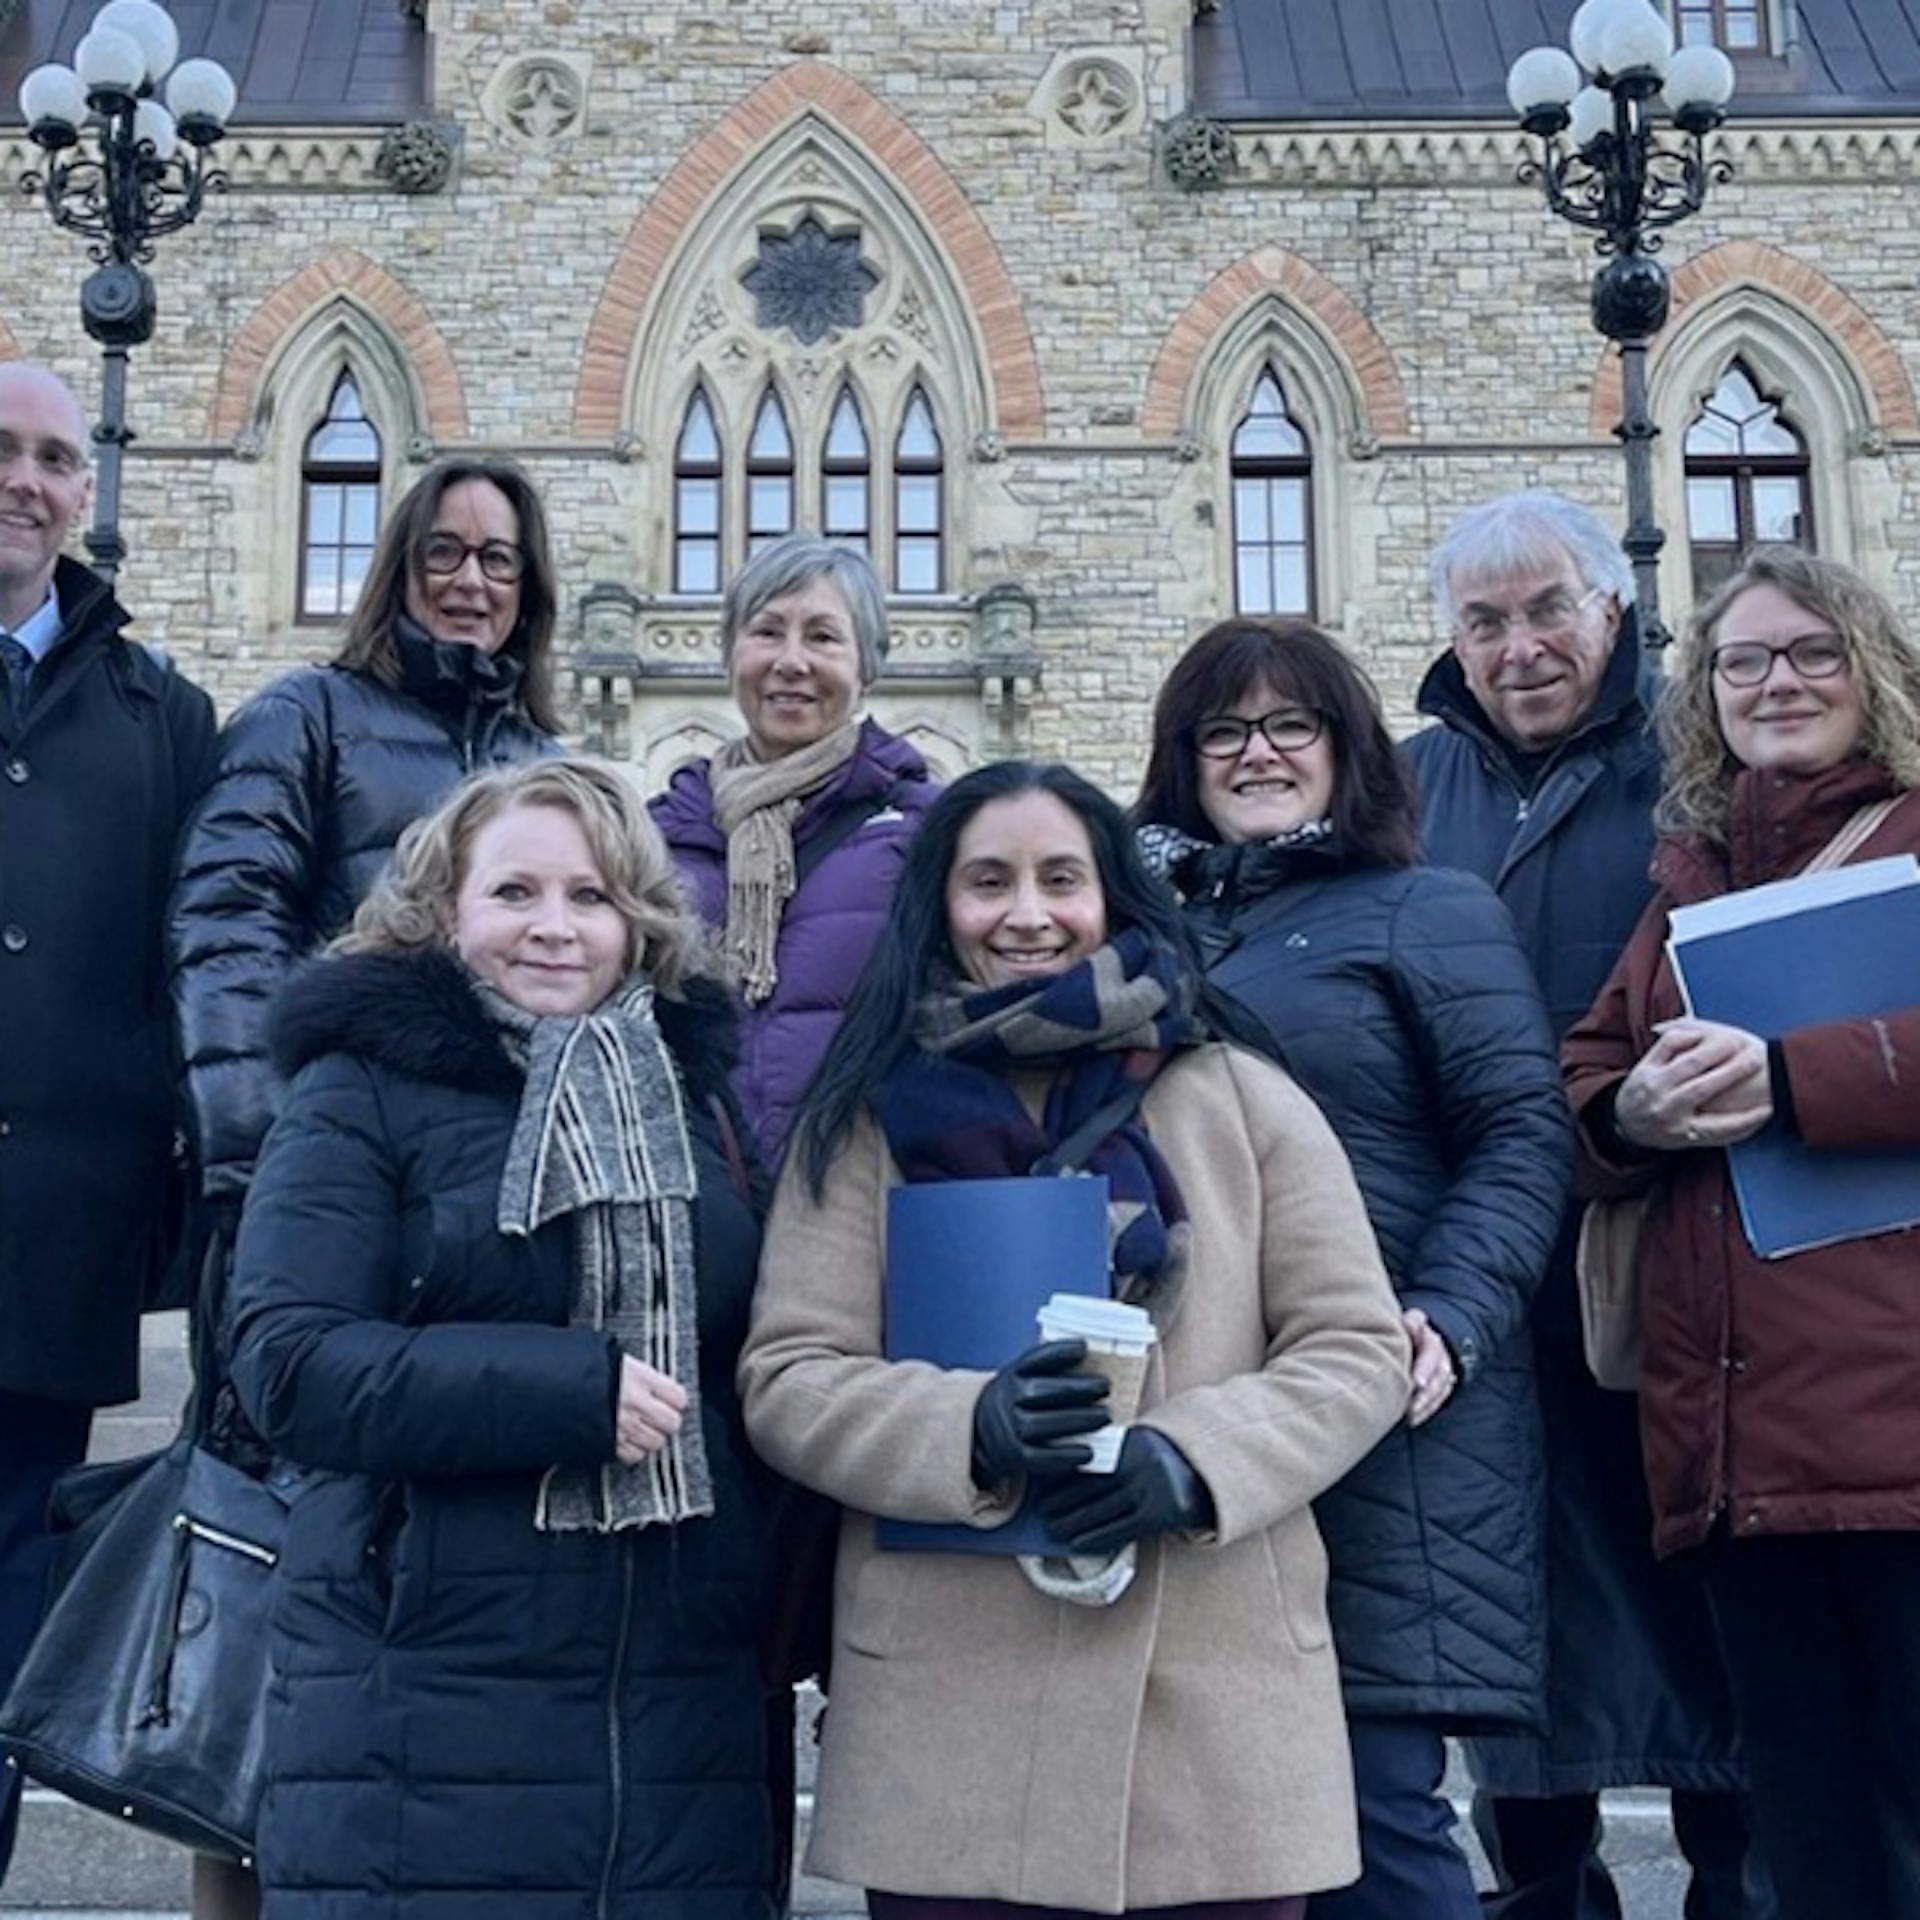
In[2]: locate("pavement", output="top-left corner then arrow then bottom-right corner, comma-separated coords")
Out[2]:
2,1317 -> 1703,1918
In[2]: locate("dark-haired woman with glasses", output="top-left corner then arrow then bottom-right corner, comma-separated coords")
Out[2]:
1563,549 -> 1920,1920
167,460 -> 560,1918
1135,618 -> 1571,1920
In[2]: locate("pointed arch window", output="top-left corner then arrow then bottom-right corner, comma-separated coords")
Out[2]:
1684,361 -> 1812,595
674,388 -> 724,594
1230,367 -> 1313,617
747,387 -> 795,556
893,386 -> 944,595
299,372 -> 381,621
822,387 -> 872,555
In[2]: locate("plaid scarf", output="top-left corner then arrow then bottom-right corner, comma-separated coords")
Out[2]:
871,930 -> 1200,1323
479,977 -> 714,1533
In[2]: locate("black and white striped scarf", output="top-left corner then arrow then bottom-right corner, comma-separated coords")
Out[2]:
480,977 -> 714,1533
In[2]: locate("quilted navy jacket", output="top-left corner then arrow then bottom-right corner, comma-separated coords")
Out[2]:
1170,839 -> 1570,1729
650,719 -> 936,1166
229,949 -> 774,1920
170,624 -> 553,1199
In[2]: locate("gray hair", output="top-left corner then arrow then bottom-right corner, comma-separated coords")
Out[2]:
1430,489 -> 1636,628
720,533 -> 891,685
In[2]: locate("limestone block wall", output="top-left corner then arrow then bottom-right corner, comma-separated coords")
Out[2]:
0,0 -> 1915,791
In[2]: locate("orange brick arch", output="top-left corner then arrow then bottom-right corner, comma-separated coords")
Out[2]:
1588,239 -> 1919,435
572,60 -> 1045,441
209,251 -> 469,443
1142,246 -> 1411,440
0,317 -> 18,362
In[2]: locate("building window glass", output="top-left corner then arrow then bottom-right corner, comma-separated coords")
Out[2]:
674,388 -> 724,593
1684,360 -> 1812,595
822,386 -> 872,555
747,386 -> 795,556
1677,1 -> 1769,52
893,386 -> 944,595
299,372 -> 381,622
1230,366 -> 1313,617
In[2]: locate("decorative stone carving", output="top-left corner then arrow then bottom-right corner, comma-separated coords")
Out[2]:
740,215 -> 881,345
480,53 -> 592,149
406,432 -> 436,464
1029,47 -> 1147,149
232,423 -> 265,462
611,429 -> 643,463
971,430 -> 1006,464
1161,112 -> 1238,191
1859,425 -> 1890,457
892,285 -> 938,353
1346,429 -> 1382,461
578,581 -> 643,656
1174,432 -> 1205,462
1055,60 -> 1137,141
677,287 -> 726,356
376,121 -> 457,195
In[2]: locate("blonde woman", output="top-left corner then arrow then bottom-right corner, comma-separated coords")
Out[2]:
1563,550 -> 1920,1920
226,758 -> 774,1918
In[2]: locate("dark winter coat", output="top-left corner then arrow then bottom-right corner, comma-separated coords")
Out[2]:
169,624 -> 554,1199
1565,764 -> 1920,1556
650,719 -> 936,1164
0,557 -> 216,1405
229,947 -> 773,1920
1406,612 -> 1746,1795
1171,838 -> 1568,1730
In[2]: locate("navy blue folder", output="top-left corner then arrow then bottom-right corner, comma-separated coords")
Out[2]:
1670,884 -> 1920,1258
876,1175 -> 1111,1555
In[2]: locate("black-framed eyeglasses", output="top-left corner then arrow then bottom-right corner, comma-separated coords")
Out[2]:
1711,633 -> 1850,688
1192,706 -> 1326,760
420,533 -> 525,584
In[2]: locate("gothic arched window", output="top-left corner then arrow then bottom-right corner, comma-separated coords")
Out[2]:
822,386 -> 872,555
1230,366 -> 1313,617
893,386 -> 944,595
746,386 -> 795,556
1684,361 -> 1812,595
299,372 -> 381,621
674,388 -> 724,593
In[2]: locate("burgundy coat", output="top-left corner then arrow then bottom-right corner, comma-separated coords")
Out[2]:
1563,760 -> 1920,1557
651,719 -> 935,1165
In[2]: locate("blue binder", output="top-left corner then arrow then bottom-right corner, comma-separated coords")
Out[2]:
1669,873 -> 1920,1258
876,1175 -> 1112,1555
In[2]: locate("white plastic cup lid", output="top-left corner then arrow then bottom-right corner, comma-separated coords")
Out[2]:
1036,1292 -> 1157,1350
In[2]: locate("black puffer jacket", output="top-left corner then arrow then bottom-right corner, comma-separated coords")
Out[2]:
1170,839 -> 1570,1729
169,623 -> 552,1197
229,949 -> 773,1919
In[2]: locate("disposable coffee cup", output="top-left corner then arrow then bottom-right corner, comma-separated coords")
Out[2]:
1036,1293 -> 1157,1475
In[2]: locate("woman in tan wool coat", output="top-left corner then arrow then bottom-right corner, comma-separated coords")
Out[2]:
739,762 -> 1411,1920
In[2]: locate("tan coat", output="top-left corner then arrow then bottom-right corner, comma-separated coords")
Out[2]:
739,1043 -> 1411,1912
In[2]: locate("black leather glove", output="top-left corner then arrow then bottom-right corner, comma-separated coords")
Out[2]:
970,1339 -> 1110,1490
1033,1426 -> 1214,1556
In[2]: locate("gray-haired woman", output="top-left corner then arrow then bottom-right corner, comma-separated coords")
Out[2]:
650,532 -> 937,1167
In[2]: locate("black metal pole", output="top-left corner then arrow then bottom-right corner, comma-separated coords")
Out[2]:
85,340 -> 132,586
1592,248 -> 1675,650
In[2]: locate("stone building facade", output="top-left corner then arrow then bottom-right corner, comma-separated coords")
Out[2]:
2,0 -> 1917,791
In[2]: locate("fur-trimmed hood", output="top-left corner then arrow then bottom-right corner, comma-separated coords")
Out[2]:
269,944 -> 740,1110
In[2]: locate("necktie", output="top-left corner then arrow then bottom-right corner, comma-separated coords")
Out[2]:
0,632 -> 31,716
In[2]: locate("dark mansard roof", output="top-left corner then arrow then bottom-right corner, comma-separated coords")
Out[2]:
1195,0 -> 1920,120
0,0 -> 428,125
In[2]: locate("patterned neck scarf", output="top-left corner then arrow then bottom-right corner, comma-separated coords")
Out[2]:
871,930 -> 1202,1325
1135,817 -> 1334,894
478,975 -> 714,1533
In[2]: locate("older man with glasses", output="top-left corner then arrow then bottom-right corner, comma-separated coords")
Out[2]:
1405,492 -> 1773,1920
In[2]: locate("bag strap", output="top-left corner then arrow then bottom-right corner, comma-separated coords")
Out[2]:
706,1091 -> 754,1208
1803,795 -> 1903,874
792,778 -> 903,890
1032,1074 -> 1154,1177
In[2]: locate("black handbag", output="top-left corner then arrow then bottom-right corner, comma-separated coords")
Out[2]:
0,1232 -> 287,1862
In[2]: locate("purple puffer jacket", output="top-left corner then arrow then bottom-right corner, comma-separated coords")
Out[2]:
651,720 -> 937,1167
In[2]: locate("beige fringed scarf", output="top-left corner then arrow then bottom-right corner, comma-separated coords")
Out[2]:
709,719 -> 862,1003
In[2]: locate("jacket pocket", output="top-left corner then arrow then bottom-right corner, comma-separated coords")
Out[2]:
1264,1513 -> 1332,1653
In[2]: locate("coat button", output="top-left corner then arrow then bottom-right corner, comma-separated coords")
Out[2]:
1,926 -> 26,954
4,758 -> 25,784
0,1116 -> 11,1137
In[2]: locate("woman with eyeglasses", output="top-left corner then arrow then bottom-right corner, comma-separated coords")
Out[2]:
168,459 -> 559,1920
1563,549 -> 1920,1920
1134,619 -> 1571,1920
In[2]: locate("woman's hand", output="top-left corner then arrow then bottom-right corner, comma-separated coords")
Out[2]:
1614,1018 -> 1773,1153
615,1357 -> 689,1464
1403,1308 -> 1457,1427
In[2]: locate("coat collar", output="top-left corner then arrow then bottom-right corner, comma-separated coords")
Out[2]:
270,944 -> 740,1107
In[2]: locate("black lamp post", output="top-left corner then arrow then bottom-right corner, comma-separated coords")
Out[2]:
17,1 -> 235,586
1507,1 -> 1736,649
